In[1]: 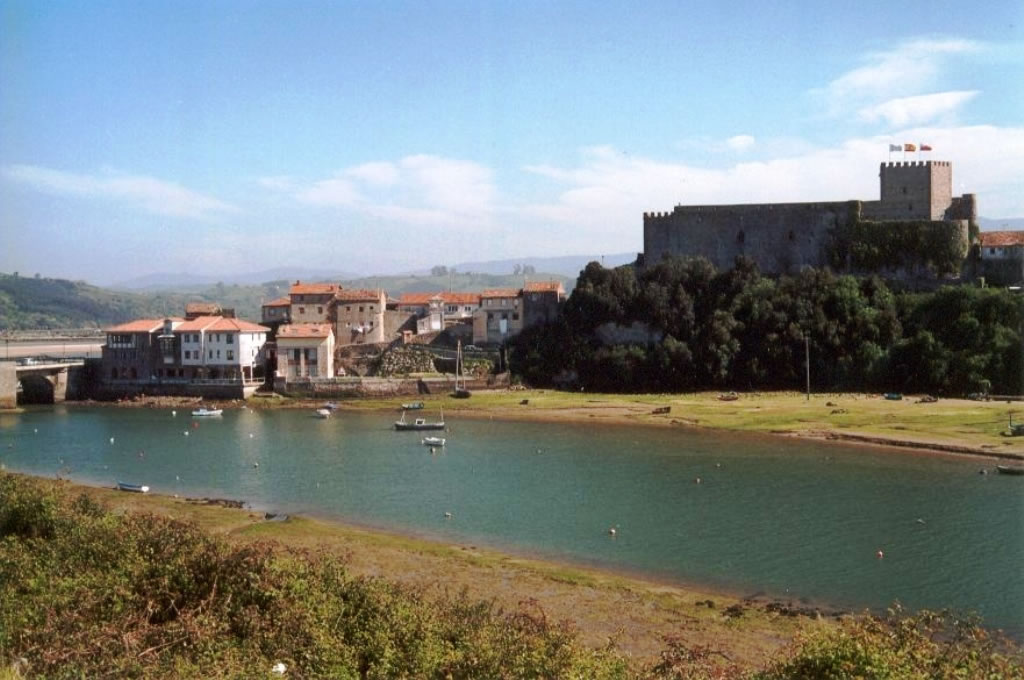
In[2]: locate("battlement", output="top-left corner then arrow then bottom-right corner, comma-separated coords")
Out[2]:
880,160 -> 951,168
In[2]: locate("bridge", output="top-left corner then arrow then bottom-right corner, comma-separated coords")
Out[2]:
0,359 -> 85,408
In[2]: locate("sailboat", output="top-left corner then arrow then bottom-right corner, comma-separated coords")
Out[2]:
451,340 -> 472,399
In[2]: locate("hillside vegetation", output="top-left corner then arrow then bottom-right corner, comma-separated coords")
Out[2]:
513,257 -> 1022,396
0,271 -> 572,330
2,473 -> 1021,678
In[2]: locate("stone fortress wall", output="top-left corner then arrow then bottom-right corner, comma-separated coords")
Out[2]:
642,161 -> 976,274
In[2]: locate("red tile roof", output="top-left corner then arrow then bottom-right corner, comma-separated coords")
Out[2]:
174,316 -> 220,332
262,296 -> 291,307
185,302 -> 220,315
979,231 -> 1024,247
481,288 -> 521,299
335,288 -> 383,302
525,281 -> 564,293
397,291 -> 481,305
289,282 -> 340,295
105,319 -> 173,333
206,318 -> 270,333
276,323 -> 333,339
174,316 -> 268,333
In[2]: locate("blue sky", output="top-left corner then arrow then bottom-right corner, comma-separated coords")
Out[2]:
2,0 -> 1022,284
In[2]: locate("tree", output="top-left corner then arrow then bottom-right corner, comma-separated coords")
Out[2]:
430,265 -> 448,277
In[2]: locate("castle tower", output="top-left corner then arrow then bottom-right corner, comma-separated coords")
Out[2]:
878,161 -> 953,221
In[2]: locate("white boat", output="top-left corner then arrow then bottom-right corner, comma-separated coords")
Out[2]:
395,408 -> 445,431
422,436 -> 446,447
315,408 -> 331,418
451,340 -> 471,399
117,481 -> 150,493
192,407 -> 223,417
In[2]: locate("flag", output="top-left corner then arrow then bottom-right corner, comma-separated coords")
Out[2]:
904,143 -> 916,152
889,144 -> 902,152
920,144 -> 932,151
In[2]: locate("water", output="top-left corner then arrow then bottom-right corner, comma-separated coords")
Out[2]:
2,405 -> 1022,635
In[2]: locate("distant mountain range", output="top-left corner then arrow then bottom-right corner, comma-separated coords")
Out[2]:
978,217 -> 1024,231
109,254 -> 638,291
110,267 -> 358,291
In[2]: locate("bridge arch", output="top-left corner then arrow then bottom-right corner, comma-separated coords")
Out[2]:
18,374 -> 56,404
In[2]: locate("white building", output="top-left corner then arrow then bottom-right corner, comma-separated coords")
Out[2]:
176,316 -> 269,382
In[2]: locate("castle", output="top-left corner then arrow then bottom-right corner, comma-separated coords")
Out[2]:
641,161 -> 976,275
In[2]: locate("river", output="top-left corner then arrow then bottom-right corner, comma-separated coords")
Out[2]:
2,405 -> 1021,635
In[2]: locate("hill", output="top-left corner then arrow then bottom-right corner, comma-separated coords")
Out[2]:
0,270 -> 575,330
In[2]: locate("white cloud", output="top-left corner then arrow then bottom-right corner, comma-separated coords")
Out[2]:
2,165 -> 238,220
296,176 -> 362,206
858,91 -> 979,126
823,38 -> 979,101
725,135 -> 756,152
815,38 -> 982,121
521,125 -> 1024,239
294,154 -> 497,228
346,161 -> 399,186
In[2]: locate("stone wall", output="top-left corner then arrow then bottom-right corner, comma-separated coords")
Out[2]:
643,200 -> 856,273
276,373 -> 509,398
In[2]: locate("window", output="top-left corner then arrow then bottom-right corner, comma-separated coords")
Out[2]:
293,349 -> 301,360
902,186 -> 907,194
346,306 -> 351,311
216,350 -> 221,358
184,350 -> 190,360
317,306 -> 323,314
737,230 -> 745,245
226,333 -> 233,344
359,306 -> 364,312
208,350 -> 213,359
299,306 -> 306,314
227,350 -> 234,361
908,203 -> 913,211
512,313 -> 519,321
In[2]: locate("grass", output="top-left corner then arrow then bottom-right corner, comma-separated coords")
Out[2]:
339,389 -> 1024,456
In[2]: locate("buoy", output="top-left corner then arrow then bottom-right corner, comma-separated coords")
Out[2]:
172,410 -> 177,416
33,428 -> 38,433
608,527 -> 617,536
249,433 -> 254,438
253,462 -> 259,468
175,475 -> 180,481
184,431 -> 189,436
444,512 -> 452,519
876,550 -> 884,559
694,477 -> 702,484
915,518 -> 926,525
109,437 -> 115,444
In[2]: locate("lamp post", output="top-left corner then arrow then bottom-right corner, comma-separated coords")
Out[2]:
804,332 -> 811,401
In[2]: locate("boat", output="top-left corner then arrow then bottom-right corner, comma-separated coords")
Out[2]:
191,407 -> 223,417
451,340 -> 472,399
718,392 -> 738,401
996,465 -> 1024,476
315,408 -> 331,418
117,482 -> 150,493
421,436 -> 446,447
321,402 -> 339,411
401,401 -> 425,410
884,393 -> 903,401
395,409 -> 445,431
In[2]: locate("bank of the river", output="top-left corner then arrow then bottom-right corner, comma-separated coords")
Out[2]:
45,476 -> 834,668
244,389 -> 1024,461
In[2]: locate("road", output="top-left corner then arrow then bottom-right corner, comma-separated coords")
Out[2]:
1,338 -> 103,360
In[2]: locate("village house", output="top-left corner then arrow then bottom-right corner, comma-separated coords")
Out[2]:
335,288 -> 387,344
473,289 -> 523,345
977,231 -> 1024,286
289,282 -> 341,324
275,323 -> 335,379
523,281 -> 567,327
101,310 -> 269,397
396,292 -> 480,334
176,316 -> 268,382
260,296 -> 291,328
